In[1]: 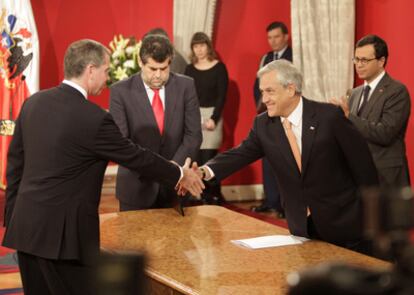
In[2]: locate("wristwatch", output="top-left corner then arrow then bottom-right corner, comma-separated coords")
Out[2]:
199,167 -> 207,180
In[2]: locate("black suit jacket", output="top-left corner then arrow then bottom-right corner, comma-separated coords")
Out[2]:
109,73 -> 202,208
2,84 -> 181,263
348,73 -> 411,186
207,98 -> 378,246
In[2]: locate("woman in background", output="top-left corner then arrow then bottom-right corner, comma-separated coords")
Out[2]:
185,32 -> 228,204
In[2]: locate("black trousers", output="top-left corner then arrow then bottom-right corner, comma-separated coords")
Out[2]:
119,185 -> 176,211
262,157 -> 283,212
307,216 -> 373,257
17,251 -> 93,295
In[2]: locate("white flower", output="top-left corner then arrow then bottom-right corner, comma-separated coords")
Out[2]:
108,34 -> 141,85
112,49 -> 122,59
125,46 -> 135,55
123,60 -> 135,69
114,66 -> 129,81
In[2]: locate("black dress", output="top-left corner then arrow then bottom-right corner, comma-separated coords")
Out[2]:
185,61 -> 229,203
184,62 -> 228,125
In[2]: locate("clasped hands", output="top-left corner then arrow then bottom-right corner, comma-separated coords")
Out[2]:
175,158 -> 209,197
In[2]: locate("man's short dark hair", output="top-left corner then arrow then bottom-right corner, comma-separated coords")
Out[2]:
143,27 -> 170,40
356,34 -> 389,67
266,21 -> 288,34
64,39 -> 109,79
139,34 -> 173,64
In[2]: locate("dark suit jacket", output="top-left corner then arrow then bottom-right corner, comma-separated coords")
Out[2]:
254,46 -> 293,106
110,72 -> 202,208
2,84 -> 181,264
207,98 -> 378,246
348,73 -> 411,186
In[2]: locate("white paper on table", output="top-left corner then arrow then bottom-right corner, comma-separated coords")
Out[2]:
231,235 -> 309,249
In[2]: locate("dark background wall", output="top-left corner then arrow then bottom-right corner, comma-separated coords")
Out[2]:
31,0 -> 413,186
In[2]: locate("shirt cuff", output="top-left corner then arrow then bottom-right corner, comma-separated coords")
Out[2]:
175,166 -> 184,188
203,165 -> 215,181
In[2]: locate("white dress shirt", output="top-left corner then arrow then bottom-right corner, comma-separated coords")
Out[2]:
274,45 -> 288,60
281,97 -> 303,153
143,82 -> 166,109
62,79 -> 88,99
358,70 -> 386,108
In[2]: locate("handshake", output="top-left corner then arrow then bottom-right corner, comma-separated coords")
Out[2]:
175,158 -> 212,197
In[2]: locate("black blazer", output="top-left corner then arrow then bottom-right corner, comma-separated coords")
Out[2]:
3,84 -> 181,264
110,73 -> 202,208
348,73 -> 411,186
207,98 -> 378,246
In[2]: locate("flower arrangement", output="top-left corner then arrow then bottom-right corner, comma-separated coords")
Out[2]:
107,34 -> 142,85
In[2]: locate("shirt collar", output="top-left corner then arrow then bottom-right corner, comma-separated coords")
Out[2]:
62,80 -> 88,99
364,70 -> 385,91
281,97 -> 303,127
143,81 -> 165,92
274,45 -> 288,58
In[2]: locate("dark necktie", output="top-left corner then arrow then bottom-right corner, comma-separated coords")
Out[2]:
151,88 -> 164,134
273,52 -> 279,60
358,85 -> 371,116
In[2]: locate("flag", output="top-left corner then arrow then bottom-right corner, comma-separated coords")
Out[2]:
0,0 -> 39,189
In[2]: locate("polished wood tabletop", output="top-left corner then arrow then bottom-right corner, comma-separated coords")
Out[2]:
100,205 -> 390,295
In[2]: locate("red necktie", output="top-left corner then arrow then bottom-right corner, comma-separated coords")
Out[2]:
151,88 -> 164,134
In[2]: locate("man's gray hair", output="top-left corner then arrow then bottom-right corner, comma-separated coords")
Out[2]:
257,59 -> 303,94
64,39 -> 110,79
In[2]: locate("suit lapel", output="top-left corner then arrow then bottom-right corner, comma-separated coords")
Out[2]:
301,98 -> 318,177
273,117 -> 301,176
350,86 -> 363,115
280,46 -> 292,61
360,73 -> 390,117
164,73 -> 178,137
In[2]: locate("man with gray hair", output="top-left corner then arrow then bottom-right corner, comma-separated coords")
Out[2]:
3,39 -> 203,294
195,59 -> 379,255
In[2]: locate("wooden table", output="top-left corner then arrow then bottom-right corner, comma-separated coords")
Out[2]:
100,205 -> 390,295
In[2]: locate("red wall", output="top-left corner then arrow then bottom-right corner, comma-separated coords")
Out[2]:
31,0 -> 173,108
356,0 -> 414,184
214,0 -> 291,185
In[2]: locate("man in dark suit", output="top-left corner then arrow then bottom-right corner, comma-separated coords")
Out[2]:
2,39 -> 203,295
110,34 -> 202,211
198,60 -> 378,254
251,21 -> 292,216
331,35 -> 410,187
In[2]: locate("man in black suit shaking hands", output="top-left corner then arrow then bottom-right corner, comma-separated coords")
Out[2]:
251,21 -> 292,216
2,39 -> 203,295
198,60 -> 379,255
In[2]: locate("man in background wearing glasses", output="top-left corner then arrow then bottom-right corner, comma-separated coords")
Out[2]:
332,34 -> 411,187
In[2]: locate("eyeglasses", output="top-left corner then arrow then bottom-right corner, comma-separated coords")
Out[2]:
352,57 -> 377,65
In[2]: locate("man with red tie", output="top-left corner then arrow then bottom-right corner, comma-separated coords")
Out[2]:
110,34 -> 202,211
